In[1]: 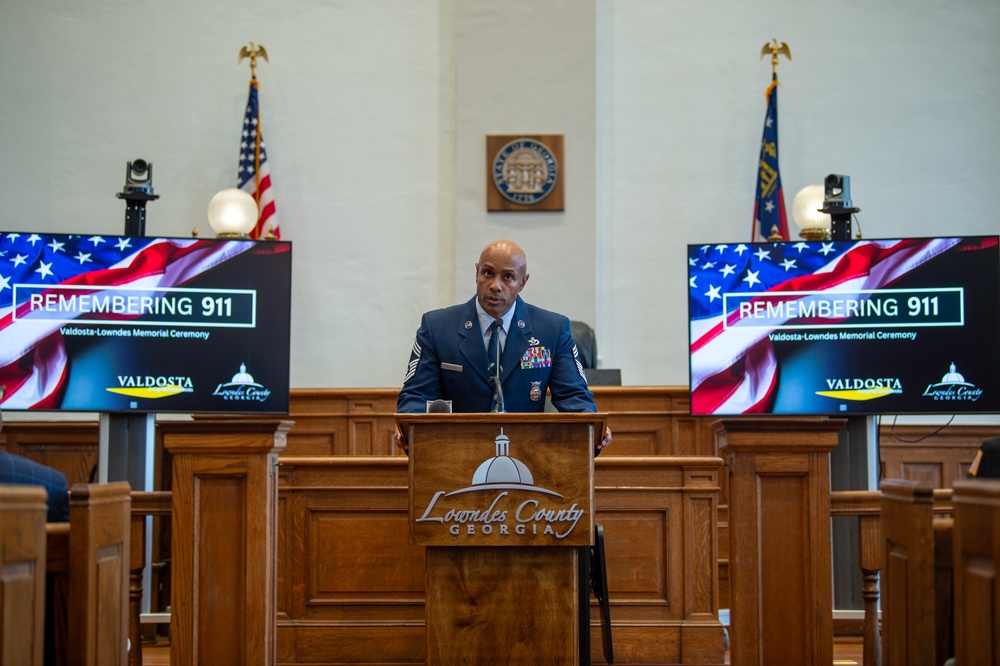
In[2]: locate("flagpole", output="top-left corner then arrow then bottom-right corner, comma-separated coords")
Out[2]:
238,42 -> 275,239
754,39 -> 792,243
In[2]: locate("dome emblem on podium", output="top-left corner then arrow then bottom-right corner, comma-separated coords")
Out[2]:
446,428 -> 561,498
472,429 -> 533,486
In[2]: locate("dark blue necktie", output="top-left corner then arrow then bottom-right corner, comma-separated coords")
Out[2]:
487,319 -> 501,374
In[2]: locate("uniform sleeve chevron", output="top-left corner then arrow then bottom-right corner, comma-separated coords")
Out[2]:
572,343 -> 588,383
403,338 -> 422,383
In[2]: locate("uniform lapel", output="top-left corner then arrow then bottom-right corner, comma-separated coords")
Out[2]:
458,297 -> 492,383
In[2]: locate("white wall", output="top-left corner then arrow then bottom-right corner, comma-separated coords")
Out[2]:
597,0 -> 1000,386
2,0 -> 998,420
454,1 -> 597,328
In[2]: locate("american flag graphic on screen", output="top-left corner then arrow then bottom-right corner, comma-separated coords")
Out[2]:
238,80 -> 281,240
688,237 -> 965,415
0,234 -> 252,409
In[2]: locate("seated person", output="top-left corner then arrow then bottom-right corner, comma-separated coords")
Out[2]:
0,389 -> 70,522
968,436 -> 1000,479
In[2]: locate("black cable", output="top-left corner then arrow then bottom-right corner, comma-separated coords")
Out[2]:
887,413 -> 956,443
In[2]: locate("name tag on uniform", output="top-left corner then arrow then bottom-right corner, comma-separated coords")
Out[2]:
441,362 -> 463,372
520,346 -> 552,369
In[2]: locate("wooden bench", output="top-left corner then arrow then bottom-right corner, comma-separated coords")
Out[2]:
951,478 -> 1000,666
880,478 -> 957,666
46,482 -> 131,666
0,484 -> 49,665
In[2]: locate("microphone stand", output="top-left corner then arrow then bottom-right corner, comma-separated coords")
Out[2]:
491,318 -> 505,413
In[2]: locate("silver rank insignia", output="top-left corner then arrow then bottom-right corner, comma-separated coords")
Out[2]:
529,381 -> 542,402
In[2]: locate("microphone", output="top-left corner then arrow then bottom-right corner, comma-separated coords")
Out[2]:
490,317 -> 505,413
426,399 -> 452,413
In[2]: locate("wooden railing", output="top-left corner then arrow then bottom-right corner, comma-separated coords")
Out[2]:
3,387 -> 993,666
830,490 -> 883,666
128,491 -> 171,666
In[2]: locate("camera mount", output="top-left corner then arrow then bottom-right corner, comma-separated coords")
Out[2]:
820,174 -> 860,241
116,159 -> 160,236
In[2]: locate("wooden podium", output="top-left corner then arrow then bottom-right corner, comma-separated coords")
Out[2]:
398,412 -> 605,666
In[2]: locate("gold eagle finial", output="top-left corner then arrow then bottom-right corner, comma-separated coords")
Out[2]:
238,42 -> 269,80
760,39 -> 791,77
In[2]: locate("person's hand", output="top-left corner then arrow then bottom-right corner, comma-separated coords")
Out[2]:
393,425 -> 408,454
597,426 -> 612,451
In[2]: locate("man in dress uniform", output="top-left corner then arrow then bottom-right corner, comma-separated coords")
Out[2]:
395,239 -> 611,452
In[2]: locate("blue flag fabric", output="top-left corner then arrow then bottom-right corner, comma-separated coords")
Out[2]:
753,81 -> 789,242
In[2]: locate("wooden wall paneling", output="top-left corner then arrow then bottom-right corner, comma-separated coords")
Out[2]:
951,478 -> 1000,666
0,485 -> 48,666
276,456 -> 425,664
274,454 -> 723,665
879,425 -> 994,488
591,387 -> 716,457
163,420 -> 288,666
593,456 -> 724,665
716,418 -> 841,666
0,422 -> 99,486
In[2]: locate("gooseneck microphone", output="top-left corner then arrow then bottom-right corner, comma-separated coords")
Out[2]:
490,317 -> 505,413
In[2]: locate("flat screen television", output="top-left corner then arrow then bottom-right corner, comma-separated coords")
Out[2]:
0,232 -> 291,413
687,236 -> 1000,416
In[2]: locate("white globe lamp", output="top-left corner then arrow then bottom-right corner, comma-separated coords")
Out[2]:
207,188 -> 258,239
791,184 -> 831,241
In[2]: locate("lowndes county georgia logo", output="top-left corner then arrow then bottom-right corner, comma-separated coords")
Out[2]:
213,362 -> 272,403
415,428 -> 585,539
922,362 -> 983,402
491,138 -> 558,205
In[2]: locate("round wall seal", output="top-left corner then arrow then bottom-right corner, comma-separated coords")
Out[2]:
491,138 -> 559,205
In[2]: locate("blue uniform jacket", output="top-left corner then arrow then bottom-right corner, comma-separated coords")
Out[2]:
0,449 -> 70,522
397,296 -> 596,413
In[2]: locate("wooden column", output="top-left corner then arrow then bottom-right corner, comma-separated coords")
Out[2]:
715,418 -> 842,666
163,420 -> 290,666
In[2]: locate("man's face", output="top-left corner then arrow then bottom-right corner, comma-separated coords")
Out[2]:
475,243 -> 529,319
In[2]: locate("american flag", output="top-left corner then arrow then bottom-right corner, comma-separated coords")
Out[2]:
0,233 -> 253,409
688,237 -> 965,415
752,81 -> 789,242
238,79 -> 281,240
